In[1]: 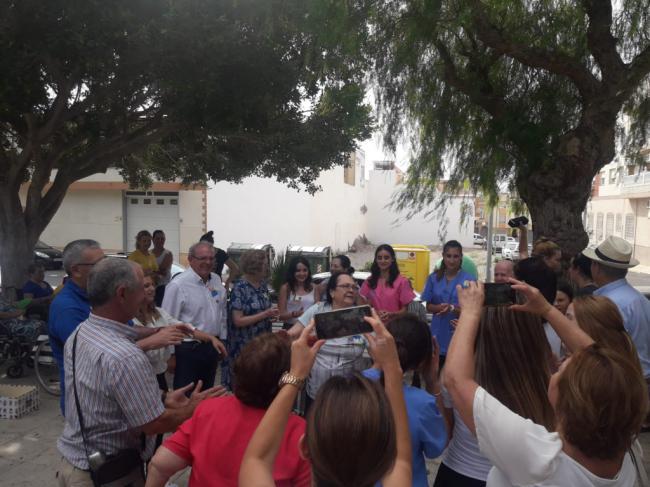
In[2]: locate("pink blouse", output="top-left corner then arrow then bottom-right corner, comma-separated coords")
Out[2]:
360,274 -> 415,312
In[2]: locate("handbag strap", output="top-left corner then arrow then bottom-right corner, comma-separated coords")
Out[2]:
72,328 -> 93,463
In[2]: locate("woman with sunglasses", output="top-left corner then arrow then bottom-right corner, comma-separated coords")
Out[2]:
288,272 -> 371,410
360,244 -> 415,323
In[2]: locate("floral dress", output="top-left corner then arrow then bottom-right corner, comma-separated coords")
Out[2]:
0,295 -> 47,342
221,278 -> 273,389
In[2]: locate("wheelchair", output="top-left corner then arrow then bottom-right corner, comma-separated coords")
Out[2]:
0,326 -> 61,396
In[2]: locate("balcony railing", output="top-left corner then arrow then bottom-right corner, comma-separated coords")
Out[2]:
622,171 -> 650,195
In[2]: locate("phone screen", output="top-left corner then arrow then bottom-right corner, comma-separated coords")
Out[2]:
484,283 -> 516,306
314,305 -> 373,340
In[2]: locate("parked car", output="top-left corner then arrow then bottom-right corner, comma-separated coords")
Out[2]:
491,235 -> 516,253
501,241 -> 519,260
33,240 -> 64,269
473,233 -> 487,247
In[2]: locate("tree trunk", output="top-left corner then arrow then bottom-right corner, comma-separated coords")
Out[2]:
518,164 -> 593,260
0,183 -> 50,299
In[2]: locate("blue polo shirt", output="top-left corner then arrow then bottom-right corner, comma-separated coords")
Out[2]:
362,367 -> 447,487
421,270 -> 476,355
49,280 -> 91,414
595,279 -> 650,378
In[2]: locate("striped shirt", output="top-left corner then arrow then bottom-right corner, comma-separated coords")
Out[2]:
298,302 -> 370,399
57,313 -> 165,469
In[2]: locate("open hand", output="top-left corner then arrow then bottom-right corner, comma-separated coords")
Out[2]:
289,320 -> 325,379
508,278 -> 553,317
165,380 -> 227,409
363,309 -> 400,373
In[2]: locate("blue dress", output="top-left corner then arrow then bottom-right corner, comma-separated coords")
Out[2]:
363,368 -> 447,487
221,278 -> 273,389
421,270 -> 476,355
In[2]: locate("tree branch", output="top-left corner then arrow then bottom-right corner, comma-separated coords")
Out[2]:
581,0 -> 625,82
626,45 -> 650,90
433,40 -> 507,120
467,0 -> 600,99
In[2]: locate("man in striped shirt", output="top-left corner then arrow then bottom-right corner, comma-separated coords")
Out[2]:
56,258 -> 224,487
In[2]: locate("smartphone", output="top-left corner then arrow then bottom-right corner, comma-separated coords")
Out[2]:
314,305 -> 373,340
484,283 -> 516,306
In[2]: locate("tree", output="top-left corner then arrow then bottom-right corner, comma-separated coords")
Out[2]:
0,0 -> 372,291
368,0 -> 650,255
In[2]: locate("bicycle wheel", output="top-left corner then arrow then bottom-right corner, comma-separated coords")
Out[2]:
34,340 -> 61,396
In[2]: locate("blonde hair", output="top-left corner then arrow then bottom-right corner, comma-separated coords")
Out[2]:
572,295 -> 642,374
531,237 -> 560,259
557,345 -> 647,459
240,249 -> 268,276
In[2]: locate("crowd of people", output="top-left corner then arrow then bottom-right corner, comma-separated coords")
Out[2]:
1,224 -> 648,486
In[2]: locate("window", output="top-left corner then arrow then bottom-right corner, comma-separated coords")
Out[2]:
600,172 -> 606,185
170,199 -> 178,205
586,212 -> 593,233
596,213 -> 604,241
605,213 -> 614,238
343,162 -> 356,186
615,213 -> 622,233
498,212 -> 506,225
625,213 -> 635,241
143,198 -> 151,205
156,199 -> 164,205
609,168 -> 617,184
130,198 -> 139,204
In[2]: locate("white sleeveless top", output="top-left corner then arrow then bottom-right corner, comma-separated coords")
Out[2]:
155,249 -> 172,285
286,288 -> 316,324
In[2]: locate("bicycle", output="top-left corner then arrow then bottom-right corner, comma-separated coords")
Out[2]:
33,335 -> 61,396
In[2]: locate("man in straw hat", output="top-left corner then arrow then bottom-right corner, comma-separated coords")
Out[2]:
584,235 -> 650,382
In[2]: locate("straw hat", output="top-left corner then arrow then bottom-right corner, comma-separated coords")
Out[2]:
582,236 -> 639,269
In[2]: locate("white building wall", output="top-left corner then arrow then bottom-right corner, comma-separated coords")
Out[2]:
365,170 -> 474,248
206,165 -> 367,255
39,190 -> 124,251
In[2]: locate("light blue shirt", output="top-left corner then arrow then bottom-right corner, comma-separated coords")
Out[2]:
363,367 -> 447,487
595,279 -> 650,377
421,270 -> 476,355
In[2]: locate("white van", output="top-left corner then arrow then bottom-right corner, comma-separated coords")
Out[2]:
492,234 -> 516,253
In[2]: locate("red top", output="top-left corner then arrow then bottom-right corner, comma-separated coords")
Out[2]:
360,274 -> 415,312
163,395 -> 311,487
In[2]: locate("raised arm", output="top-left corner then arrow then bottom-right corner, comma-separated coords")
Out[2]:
239,323 -> 323,487
443,281 -> 484,435
518,224 -> 529,260
364,310 -> 412,487
509,278 -> 594,352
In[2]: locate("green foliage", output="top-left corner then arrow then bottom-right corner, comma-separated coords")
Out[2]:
270,251 -> 290,296
363,0 -> 650,226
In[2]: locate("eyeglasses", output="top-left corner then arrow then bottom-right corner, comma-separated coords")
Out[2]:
336,284 -> 359,291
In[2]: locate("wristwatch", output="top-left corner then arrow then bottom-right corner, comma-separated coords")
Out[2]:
278,371 -> 306,390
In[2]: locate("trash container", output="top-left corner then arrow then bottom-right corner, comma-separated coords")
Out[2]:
285,245 -> 332,274
227,243 -> 276,268
392,244 -> 430,293
433,255 -> 479,280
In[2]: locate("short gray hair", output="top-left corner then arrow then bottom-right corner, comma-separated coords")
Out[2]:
87,258 -> 140,307
188,241 -> 213,258
62,239 -> 101,274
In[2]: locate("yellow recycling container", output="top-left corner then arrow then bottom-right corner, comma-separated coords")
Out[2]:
392,244 -> 430,293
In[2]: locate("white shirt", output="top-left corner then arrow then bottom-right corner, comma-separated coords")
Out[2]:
441,386 -> 492,480
474,386 -> 637,486
161,267 -> 227,339
133,307 -> 179,375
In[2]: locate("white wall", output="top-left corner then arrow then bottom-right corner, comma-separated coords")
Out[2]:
40,190 -> 124,251
206,164 -> 475,256
365,170 -> 474,248
206,165 -> 367,254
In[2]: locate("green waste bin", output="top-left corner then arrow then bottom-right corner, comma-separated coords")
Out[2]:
285,245 -> 332,274
227,243 -> 276,268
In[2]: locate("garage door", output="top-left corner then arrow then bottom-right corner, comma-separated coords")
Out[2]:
125,191 -> 180,262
